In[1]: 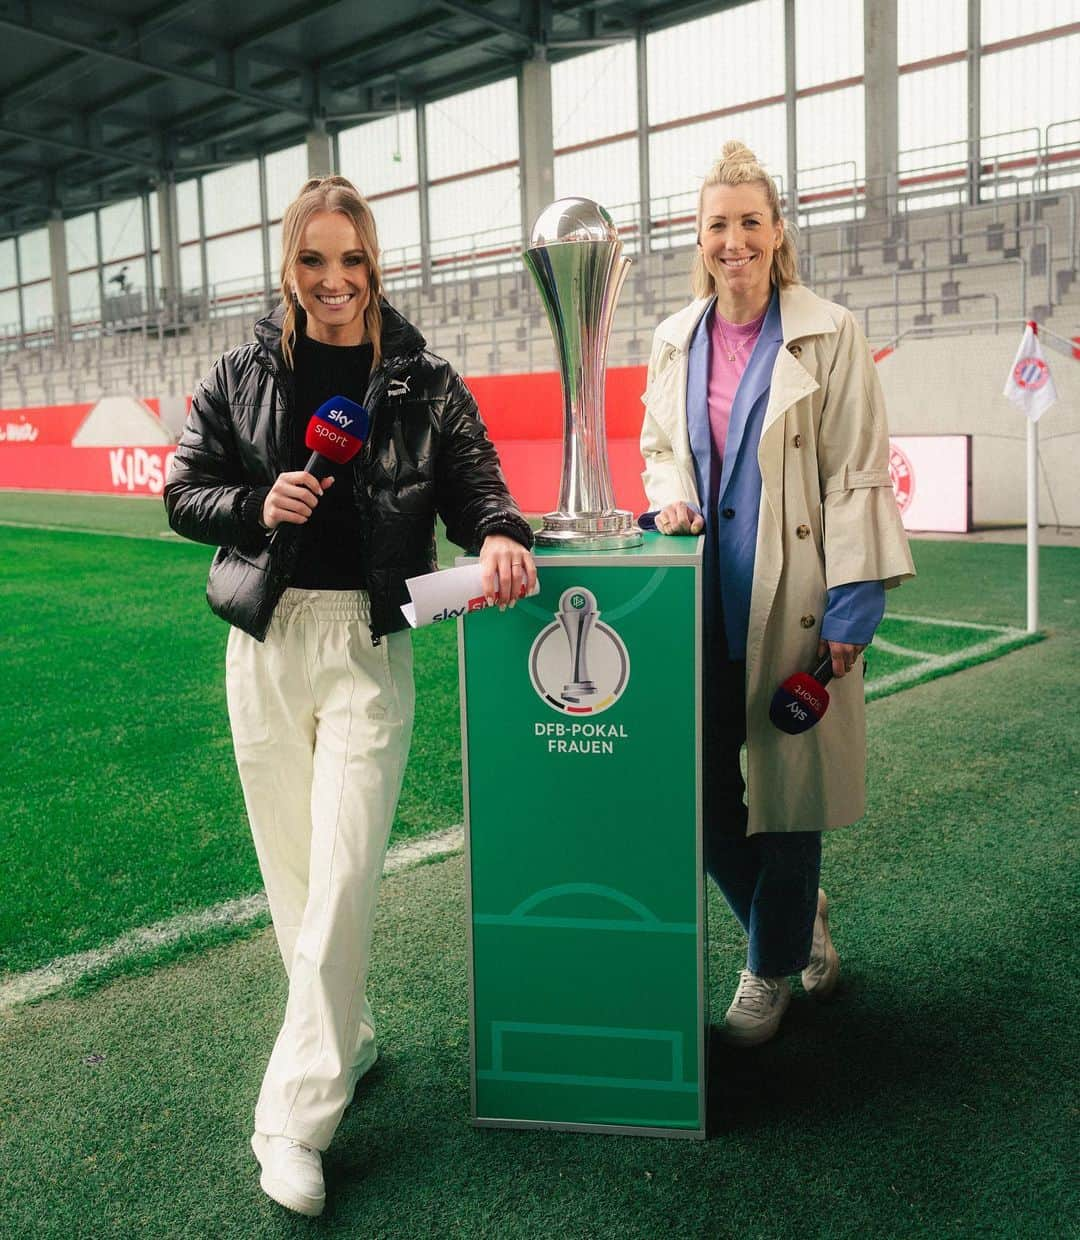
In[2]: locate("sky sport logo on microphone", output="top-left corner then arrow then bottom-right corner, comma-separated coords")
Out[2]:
303,396 -> 369,472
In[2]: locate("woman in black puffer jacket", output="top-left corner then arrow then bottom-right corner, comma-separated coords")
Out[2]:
164,175 -> 534,1218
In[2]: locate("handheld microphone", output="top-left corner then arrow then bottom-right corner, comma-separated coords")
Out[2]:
302,395 -> 369,479
769,656 -> 835,735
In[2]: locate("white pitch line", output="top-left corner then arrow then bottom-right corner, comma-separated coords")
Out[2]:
871,637 -> 934,660
866,629 -> 1030,698
0,519 -> 184,542
885,611 -> 1016,633
0,825 -> 464,1013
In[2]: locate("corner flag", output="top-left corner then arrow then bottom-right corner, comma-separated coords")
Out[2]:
1003,321 -> 1058,421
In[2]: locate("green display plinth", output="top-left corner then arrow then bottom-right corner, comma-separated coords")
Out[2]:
458,533 -> 705,1138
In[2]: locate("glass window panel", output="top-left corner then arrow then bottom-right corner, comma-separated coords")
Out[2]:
553,43 -> 637,147
65,213 -> 98,271
0,289 -> 20,335
795,0 -> 863,90
554,139 -> 640,228
267,223 -> 282,287
981,35 -> 1079,155
898,0 -> 967,63
428,167 -> 520,256
180,240 -> 203,292
177,178 -> 200,243
648,104 -> 788,208
338,112 -> 419,196
0,238 -> 17,287
265,143 -> 308,221
21,280 -> 52,331
369,190 -> 421,274
104,257 -> 146,295
18,229 -> 49,283
69,270 -> 101,324
647,1 -> 784,128
205,227 -> 263,293
899,62 -> 967,164
99,197 -> 144,264
796,86 -> 865,220
425,80 -> 518,180
203,160 -> 260,235
982,0 -> 1079,44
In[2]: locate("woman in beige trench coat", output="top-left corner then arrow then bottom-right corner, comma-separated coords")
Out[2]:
641,143 -> 914,1046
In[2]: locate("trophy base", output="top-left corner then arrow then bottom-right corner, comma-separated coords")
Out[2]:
535,509 -> 643,551
561,681 -> 597,703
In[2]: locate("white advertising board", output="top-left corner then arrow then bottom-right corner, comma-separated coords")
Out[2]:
889,435 -> 971,533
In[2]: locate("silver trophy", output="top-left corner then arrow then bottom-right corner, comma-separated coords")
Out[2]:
557,587 -> 598,703
524,198 -> 642,549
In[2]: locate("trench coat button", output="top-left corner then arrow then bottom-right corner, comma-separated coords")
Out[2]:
800,613 -> 816,629
722,507 -> 735,519
787,343 -> 802,358
792,433 -> 803,448
796,523 -> 810,539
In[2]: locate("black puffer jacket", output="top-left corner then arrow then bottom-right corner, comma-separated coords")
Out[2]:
164,301 -> 532,641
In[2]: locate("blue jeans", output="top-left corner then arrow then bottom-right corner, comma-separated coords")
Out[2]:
703,647 -> 821,978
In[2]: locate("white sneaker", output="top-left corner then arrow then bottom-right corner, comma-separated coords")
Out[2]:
251,1132 -> 326,1217
720,970 -> 791,1046
801,888 -> 840,999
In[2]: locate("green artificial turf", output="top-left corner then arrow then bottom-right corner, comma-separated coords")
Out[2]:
0,519 -> 463,975
2,498 -> 1074,979
0,499 -> 1076,1235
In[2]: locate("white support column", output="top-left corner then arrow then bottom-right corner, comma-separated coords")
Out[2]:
635,27 -> 651,253
258,151 -> 273,299
416,101 -> 433,292
156,174 -> 181,312
863,0 -> 898,217
519,55 -> 554,239
784,0 -> 798,220
306,126 -> 334,179
47,210 -> 70,342
196,176 -> 209,298
967,0 -> 982,205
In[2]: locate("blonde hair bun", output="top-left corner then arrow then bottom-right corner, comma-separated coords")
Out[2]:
719,140 -> 759,167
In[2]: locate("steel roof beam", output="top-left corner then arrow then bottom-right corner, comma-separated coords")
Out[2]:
0,13 -> 309,119
0,123 -> 159,172
435,1 -> 533,45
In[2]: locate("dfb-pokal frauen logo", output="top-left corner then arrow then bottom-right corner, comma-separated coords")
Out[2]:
529,587 -> 630,715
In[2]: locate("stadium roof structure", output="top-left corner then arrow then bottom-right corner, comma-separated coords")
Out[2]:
0,0 -> 729,238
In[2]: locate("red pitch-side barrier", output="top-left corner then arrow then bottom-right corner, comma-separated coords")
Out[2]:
0,371 -> 653,510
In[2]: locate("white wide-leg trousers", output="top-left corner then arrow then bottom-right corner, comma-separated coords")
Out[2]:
225,588 -> 414,1151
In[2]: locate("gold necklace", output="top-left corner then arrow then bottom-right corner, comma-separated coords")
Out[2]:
716,315 -> 760,363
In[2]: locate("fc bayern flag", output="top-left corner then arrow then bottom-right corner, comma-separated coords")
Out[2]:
1003,321 -> 1058,422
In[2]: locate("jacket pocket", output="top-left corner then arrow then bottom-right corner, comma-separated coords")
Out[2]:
206,544 -> 278,640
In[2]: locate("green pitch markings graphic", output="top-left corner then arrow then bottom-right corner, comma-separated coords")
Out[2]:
866,613 -> 1043,701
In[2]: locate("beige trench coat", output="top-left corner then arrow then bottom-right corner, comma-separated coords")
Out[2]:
640,283 -> 915,833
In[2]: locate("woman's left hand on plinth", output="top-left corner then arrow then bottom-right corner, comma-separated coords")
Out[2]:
479,535 -> 537,609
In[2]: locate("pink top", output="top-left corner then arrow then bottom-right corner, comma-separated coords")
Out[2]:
707,306 -> 765,500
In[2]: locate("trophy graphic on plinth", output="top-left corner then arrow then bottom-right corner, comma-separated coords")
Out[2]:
557,587 -> 598,703
523,198 -> 642,549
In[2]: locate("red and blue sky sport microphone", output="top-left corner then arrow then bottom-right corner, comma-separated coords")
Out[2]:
769,655 -> 835,734
303,395 -> 369,479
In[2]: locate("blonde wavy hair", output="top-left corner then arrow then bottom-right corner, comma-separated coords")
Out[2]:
691,141 -> 800,299
278,175 -> 384,369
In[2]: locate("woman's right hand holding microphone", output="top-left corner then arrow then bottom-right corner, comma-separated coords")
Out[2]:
260,472 -> 334,530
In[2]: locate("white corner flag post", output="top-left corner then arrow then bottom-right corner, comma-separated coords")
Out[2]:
1002,320 -> 1058,633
